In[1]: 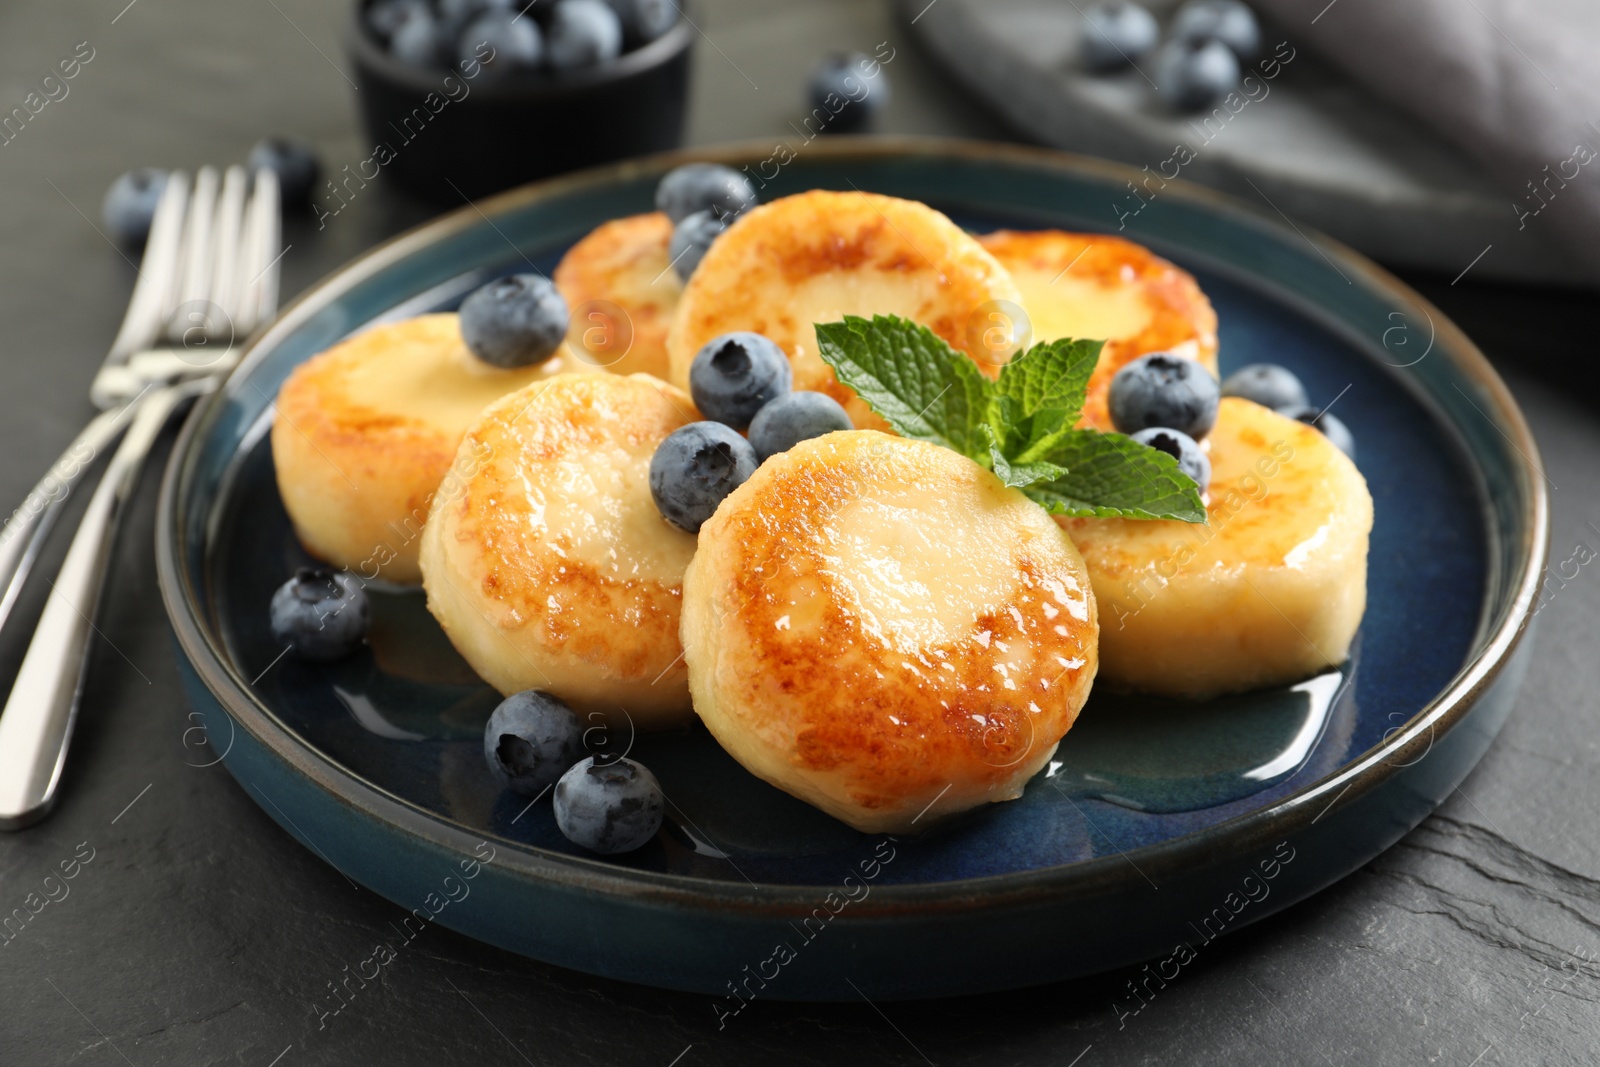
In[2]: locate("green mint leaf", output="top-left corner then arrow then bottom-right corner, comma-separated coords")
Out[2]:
1020,430 -> 1207,521
814,315 -> 992,460
1010,406 -> 1078,465
812,316 -> 1203,523
995,337 -> 1103,424
980,424 -> 1068,488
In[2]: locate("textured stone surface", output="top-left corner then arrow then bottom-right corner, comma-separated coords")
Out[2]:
1,2 -> 1597,1064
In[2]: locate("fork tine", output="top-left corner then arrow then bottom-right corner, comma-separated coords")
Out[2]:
209,165 -> 249,340
166,166 -> 220,343
243,168 -> 282,332
106,171 -> 189,364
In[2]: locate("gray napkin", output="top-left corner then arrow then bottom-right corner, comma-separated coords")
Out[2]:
1254,0 -> 1600,284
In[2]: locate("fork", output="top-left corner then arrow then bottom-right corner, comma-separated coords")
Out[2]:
0,164 -> 281,829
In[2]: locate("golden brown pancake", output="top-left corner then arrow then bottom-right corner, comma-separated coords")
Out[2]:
978,230 -> 1218,430
271,313 -> 570,584
1059,398 -> 1371,698
666,190 -> 1024,429
419,372 -> 700,725
682,430 -> 1100,832
552,212 -> 681,380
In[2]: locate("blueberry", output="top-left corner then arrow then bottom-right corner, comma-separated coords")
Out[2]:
1078,1 -> 1159,72
748,391 -> 852,460
1221,363 -> 1308,411
1152,36 -> 1239,113
101,168 -> 168,246
483,690 -> 584,797
436,0 -> 495,44
546,0 -> 623,69
366,0 -> 430,43
459,11 -> 543,78
604,0 -> 677,45
390,9 -> 445,65
655,163 -> 758,224
269,567 -> 370,661
1170,0 -> 1261,61
1108,353 -> 1220,439
459,274 -> 569,368
1131,427 -> 1211,492
1279,404 -> 1356,460
553,756 -> 665,854
669,210 -> 728,280
247,136 -> 321,207
688,332 -> 793,429
649,421 -> 759,532
807,52 -> 891,134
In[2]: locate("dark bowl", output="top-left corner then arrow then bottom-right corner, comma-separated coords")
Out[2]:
345,2 -> 693,203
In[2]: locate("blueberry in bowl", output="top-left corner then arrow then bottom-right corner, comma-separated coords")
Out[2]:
345,0 -> 693,202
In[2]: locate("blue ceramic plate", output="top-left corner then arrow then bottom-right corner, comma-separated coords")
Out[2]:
157,139 -> 1547,1001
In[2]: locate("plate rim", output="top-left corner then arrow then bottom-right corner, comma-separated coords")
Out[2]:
156,135 -> 1549,914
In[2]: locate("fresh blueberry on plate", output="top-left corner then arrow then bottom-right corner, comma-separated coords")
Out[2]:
459,274 -> 569,368
366,0 -> 430,44
483,690 -> 584,797
688,331 -> 793,429
748,390 -> 852,460
553,756 -> 665,855
247,136 -> 321,207
546,0 -> 623,70
649,421 -> 759,533
1152,36 -> 1239,112
101,168 -> 168,246
1132,426 -> 1212,491
390,9 -> 445,66
269,567 -> 370,661
459,10 -> 543,78
1279,403 -> 1356,460
604,0 -> 677,45
1221,363 -> 1308,410
1109,352 -> 1220,439
1170,0 -> 1261,61
807,52 -> 891,133
669,209 -> 728,280
655,162 -> 758,224
1078,0 -> 1159,72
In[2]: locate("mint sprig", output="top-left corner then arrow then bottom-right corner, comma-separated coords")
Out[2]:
814,315 -> 1205,522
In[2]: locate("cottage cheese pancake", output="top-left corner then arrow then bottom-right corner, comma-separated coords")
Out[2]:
979,230 -> 1218,430
553,211 -> 681,380
420,372 -> 700,725
1060,398 -> 1372,698
681,431 -> 1099,833
271,313 -> 571,584
667,191 -> 1023,429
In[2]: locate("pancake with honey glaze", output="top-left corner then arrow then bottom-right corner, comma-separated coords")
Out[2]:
1059,398 -> 1372,699
553,212 -> 681,379
681,431 -> 1099,833
978,230 -> 1218,430
666,190 -> 1023,429
272,313 -> 572,584
420,372 -> 699,725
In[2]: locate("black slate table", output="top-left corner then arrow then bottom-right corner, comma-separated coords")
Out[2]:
2,3 -> 1596,1064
